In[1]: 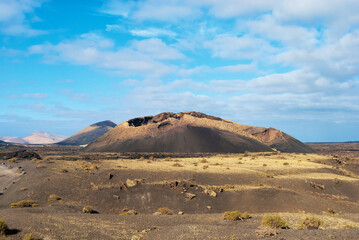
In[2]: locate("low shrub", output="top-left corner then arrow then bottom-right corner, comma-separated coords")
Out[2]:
261,215 -> 289,229
10,200 -> 38,208
48,194 -> 61,201
202,165 -> 209,169
327,208 -> 335,215
7,158 -> 16,163
199,159 -> 208,163
157,207 -> 173,215
23,233 -> 37,240
283,162 -> 289,165
173,163 -> 183,167
36,164 -> 46,168
0,219 -> 8,236
223,211 -> 251,221
82,205 -> 95,214
120,209 -> 137,215
298,217 -> 323,230
343,225 -> 356,229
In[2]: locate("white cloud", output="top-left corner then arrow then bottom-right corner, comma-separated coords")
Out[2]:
245,15 -> 319,47
204,35 -> 276,60
129,28 -> 177,38
131,0 -> 201,22
29,33 -> 184,78
276,30 -> 359,79
8,93 -> 48,99
100,0 -> 134,17
131,38 -> 185,60
0,0 -> 46,36
215,62 -> 256,73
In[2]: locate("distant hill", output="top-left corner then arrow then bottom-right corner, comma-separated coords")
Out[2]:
0,131 -> 67,144
85,112 -> 313,153
58,120 -> 116,146
0,140 -> 18,148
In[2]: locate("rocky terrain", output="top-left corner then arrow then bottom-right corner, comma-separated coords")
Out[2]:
0,143 -> 358,239
85,112 -> 313,153
58,120 -> 116,146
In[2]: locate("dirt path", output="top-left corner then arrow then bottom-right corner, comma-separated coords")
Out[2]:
0,165 -> 18,193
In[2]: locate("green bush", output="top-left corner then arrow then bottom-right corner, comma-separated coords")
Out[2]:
223,211 -> 251,221
261,215 -> 289,229
298,217 -> 323,230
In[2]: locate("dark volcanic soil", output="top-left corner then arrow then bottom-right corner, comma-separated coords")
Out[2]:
0,143 -> 359,239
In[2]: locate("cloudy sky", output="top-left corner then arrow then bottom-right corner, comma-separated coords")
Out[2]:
1,0 -> 359,142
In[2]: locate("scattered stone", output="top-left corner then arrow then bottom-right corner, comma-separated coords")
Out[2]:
126,179 -> 144,187
207,206 -> 212,210
178,211 -> 184,215
126,179 -> 137,187
309,181 -> 325,190
185,193 -> 196,199
113,195 -> 120,199
204,189 -> 217,197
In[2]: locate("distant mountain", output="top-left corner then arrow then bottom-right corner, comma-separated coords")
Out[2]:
0,136 -> 27,144
58,120 -> 116,146
0,131 -> 67,144
0,140 -> 23,148
85,112 -> 313,153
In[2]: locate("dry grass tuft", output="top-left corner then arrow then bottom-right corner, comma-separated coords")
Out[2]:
157,207 -> 173,215
0,219 -> 8,236
48,194 -> 61,201
82,205 -> 96,214
261,215 -> 289,229
36,164 -> 46,168
343,225 -> 357,229
7,158 -> 16,163
10,200 -> 38,208
120,209 -> 138,215
298,217 -> 323,230
223,211 -> 251,221
172,163 -> 183,167
23,233 -> 37,240
199,158 -> 208,163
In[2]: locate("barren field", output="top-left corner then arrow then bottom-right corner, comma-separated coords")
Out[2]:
1,144 -> 359,239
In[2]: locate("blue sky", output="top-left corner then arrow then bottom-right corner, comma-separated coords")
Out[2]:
1,0 -> 359,142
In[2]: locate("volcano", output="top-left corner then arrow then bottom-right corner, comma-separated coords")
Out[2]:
58,120 -> 116,146
84,112 -> 313,153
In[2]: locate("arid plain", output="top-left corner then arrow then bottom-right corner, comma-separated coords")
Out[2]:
1,142 -> 359,239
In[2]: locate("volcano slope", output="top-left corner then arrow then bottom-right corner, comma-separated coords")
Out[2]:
85,112 -> 313,153
58,120 -> 116,146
